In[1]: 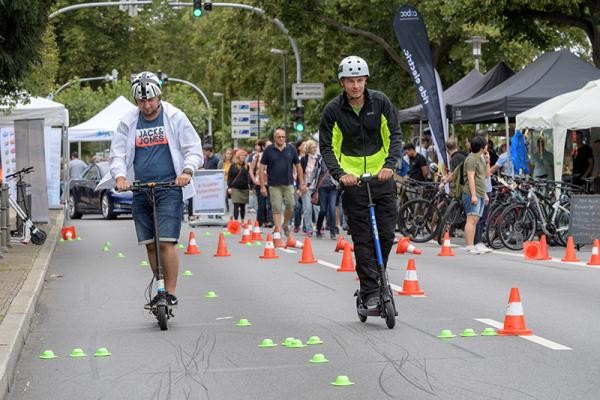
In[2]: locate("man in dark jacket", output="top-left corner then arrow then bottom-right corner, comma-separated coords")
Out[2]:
319,56 -> 402,310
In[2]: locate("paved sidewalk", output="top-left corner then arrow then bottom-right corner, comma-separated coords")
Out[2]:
0,210 -> 63,400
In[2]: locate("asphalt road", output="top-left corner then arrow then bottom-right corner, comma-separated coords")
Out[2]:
7,215 -> 600,399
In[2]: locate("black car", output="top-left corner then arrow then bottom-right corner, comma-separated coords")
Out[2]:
68,162 -> 132,220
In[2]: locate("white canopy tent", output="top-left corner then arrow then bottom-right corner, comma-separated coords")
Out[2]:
516,79 -> 600,183
68,96 -> 136,142
0,96 -> 69,128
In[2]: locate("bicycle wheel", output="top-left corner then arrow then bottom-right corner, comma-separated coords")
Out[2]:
437,200 -> 462,245
484,205 -> 506,249
397,199 -> 441,243
498,204 -> 536,250
554,206 -> 570,247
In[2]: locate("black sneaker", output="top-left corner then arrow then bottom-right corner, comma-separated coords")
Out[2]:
364,295 -> 379,309
144,293 -> 160,310
166,293 -> 178,307
330,232 -> 336,240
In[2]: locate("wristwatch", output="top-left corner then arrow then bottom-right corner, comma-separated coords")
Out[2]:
182,168 -> 194,176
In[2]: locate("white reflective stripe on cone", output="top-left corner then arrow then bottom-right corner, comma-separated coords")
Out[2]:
190,239 -> 197,245
404,270 -> 418,281
505,302 -> 524,316
593,247 -> 598,256
273,232 -> 281,239
443,240 -> 451,246
265,241 -> 274,249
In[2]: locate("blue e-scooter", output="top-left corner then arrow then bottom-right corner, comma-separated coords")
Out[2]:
354,173 -> 398,329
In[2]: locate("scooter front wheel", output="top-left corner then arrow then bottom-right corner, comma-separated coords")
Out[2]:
384,300 -> 396,329
31,229 -> 47,245
356,295 -> 367,323
157,305 -> 168,331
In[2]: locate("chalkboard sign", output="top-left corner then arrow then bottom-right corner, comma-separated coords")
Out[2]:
569,195 -> 600,246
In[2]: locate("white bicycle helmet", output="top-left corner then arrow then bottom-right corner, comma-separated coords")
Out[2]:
338,56 -> 370,79
131,71 -> 162,100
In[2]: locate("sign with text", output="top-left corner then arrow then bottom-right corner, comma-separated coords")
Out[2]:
568,194 -> 600,245
231,100 -> 269,139
192,169 -> 226,215
292,83 -> 324,100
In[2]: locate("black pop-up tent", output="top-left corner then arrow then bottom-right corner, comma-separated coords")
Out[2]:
397,62 -> 514,123
452,50 -> 600,124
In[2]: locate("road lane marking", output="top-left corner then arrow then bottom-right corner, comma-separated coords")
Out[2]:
492,250 -> 596,268
475,318 -> 572,350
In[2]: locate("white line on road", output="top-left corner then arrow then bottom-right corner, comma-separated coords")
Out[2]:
483,250 -> 597,269
475,318 -> 572,350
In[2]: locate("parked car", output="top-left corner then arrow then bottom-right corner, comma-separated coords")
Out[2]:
68,162 -> 132,220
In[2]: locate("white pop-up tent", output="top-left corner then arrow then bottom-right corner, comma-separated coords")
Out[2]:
0,96 -> 69,127
68,96 -> 136,142
516,79 -> 600,182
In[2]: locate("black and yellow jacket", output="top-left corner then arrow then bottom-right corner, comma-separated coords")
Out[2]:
319,89 -> 403,181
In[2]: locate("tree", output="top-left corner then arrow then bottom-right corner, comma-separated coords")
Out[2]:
0,0 -> 56,106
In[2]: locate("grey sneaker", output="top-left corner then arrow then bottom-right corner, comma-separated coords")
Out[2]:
467,247 -> 483,255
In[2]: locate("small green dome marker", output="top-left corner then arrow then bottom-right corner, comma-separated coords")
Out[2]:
331,375 -> 354,386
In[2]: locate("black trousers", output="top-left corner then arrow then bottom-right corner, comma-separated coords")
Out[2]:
342,179 -> 397,301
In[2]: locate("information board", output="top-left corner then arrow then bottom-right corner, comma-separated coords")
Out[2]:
568,194 -> 600,246
192,169 -> 226,215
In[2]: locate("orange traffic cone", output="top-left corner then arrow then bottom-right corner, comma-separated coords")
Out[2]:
286,233 -> 303,249
334,235 -> 354,252
587,239 -> 600,266
523,241 -> 542,260
239,224 -> 252,244
539,234 -> 552,260
251,221 -> 264,241
298,237 -> 317,264
227,217 -> 242,235
437,231 -> 454,256
561,236 -> 580,262
398,259 -> 425,295
214,233 -> 231,257
395,237 -> 422,255
272,227 -> 284,248
497,287 -> 533,336
61,225 -> 77,240
184,232 -> 201,255
337,243 -> 355,272
259,234 -> 279,259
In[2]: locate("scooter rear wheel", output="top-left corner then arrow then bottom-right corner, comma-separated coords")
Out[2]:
31,229 -> 47,245
384,300 -> 395,329
157,305 -> 168,331
356,296 -> 367,323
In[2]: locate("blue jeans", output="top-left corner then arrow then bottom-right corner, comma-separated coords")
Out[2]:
255,186 -> 272,225
293,190 -> 303,229
461,192 -> 484,217
301,190 -> 314,232
317,186 -> 337,234
132,187 -> 183,245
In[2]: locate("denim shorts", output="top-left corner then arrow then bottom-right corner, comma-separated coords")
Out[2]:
132,187 -> 183,245
461,192 -> 484,217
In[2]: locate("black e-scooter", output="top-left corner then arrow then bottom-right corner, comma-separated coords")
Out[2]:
354,173 -> 398,329
129,180 -> 177,331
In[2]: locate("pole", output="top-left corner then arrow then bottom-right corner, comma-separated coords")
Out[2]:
283,54 -> 287,130
257,96 -> 261,140
167,77 -> 212,142
220,95 -> 224,135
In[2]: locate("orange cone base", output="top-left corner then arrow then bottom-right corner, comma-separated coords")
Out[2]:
497,328 -> 533,336
260,253 -> 279,259
398,288 -> 424,296
497,316 -> 533,336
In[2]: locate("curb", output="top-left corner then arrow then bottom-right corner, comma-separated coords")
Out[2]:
0,211 -> 63,400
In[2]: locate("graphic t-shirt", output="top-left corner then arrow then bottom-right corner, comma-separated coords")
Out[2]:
133,109 -> 176,183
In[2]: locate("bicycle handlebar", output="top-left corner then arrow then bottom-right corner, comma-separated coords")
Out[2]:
120,181 -> 179,192
5,166 -> 34,180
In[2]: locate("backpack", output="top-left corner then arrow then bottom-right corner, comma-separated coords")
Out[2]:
451,161 -> 465,200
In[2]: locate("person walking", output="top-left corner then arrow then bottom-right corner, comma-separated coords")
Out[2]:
259,128 -> 306,237
319,56 -> 403,309
68,152 -> 87,180
219,148 -> 234,213
249,139 -> 273,227
227,149 -> 250,221
299,139 -> 320,236
462,135 -> 488,255
103,71 -> 203,308
314,157 -> 338,239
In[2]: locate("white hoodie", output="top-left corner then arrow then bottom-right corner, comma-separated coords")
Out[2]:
97,100 -> 203,200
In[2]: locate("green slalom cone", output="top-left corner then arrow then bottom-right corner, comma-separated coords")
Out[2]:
140,260 -> 149,267
310,353 -> 329,363
286,339 -> 306,348
306,336 -> 323,345
481,327 -> 498,336
176,243 -> 185,249
59,238 -> 65,243
205,291 -> 217,298
331,375 -> 354,386
437,329 -> 457,339
94,347 -> 111,357
183,270 -> 193,276
245,242 -> 253,246
236,318 -> 252,327
205,231 -> 211,236
76,237 -> 82,241
117,252 -> 125,258
67,237 -> 73,241
39,350 -> 58,359
223,231 -> 232,236
70,348 -> 87,358
258,339 -> 277,348
104,241 -> 111,247
282,337 -> 296,347
254,241 -> 262,246
103,246 -> 110,252
460,328 -> 478,337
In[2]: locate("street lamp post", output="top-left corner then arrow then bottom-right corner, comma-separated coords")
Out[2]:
270,48 -> 288,130
465,36 -> 488,71
48,69 -> 119,100
213,92 -> 227,147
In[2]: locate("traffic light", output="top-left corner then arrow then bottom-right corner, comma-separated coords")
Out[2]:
193,0 -> 202,17
156,70 -> 168,85
203,1 -> 213,11
292,106 -> 305,132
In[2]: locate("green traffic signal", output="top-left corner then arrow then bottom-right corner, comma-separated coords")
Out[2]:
193,0 -> 202,17
294,121 -> 305,132
193,8 -> 202,17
